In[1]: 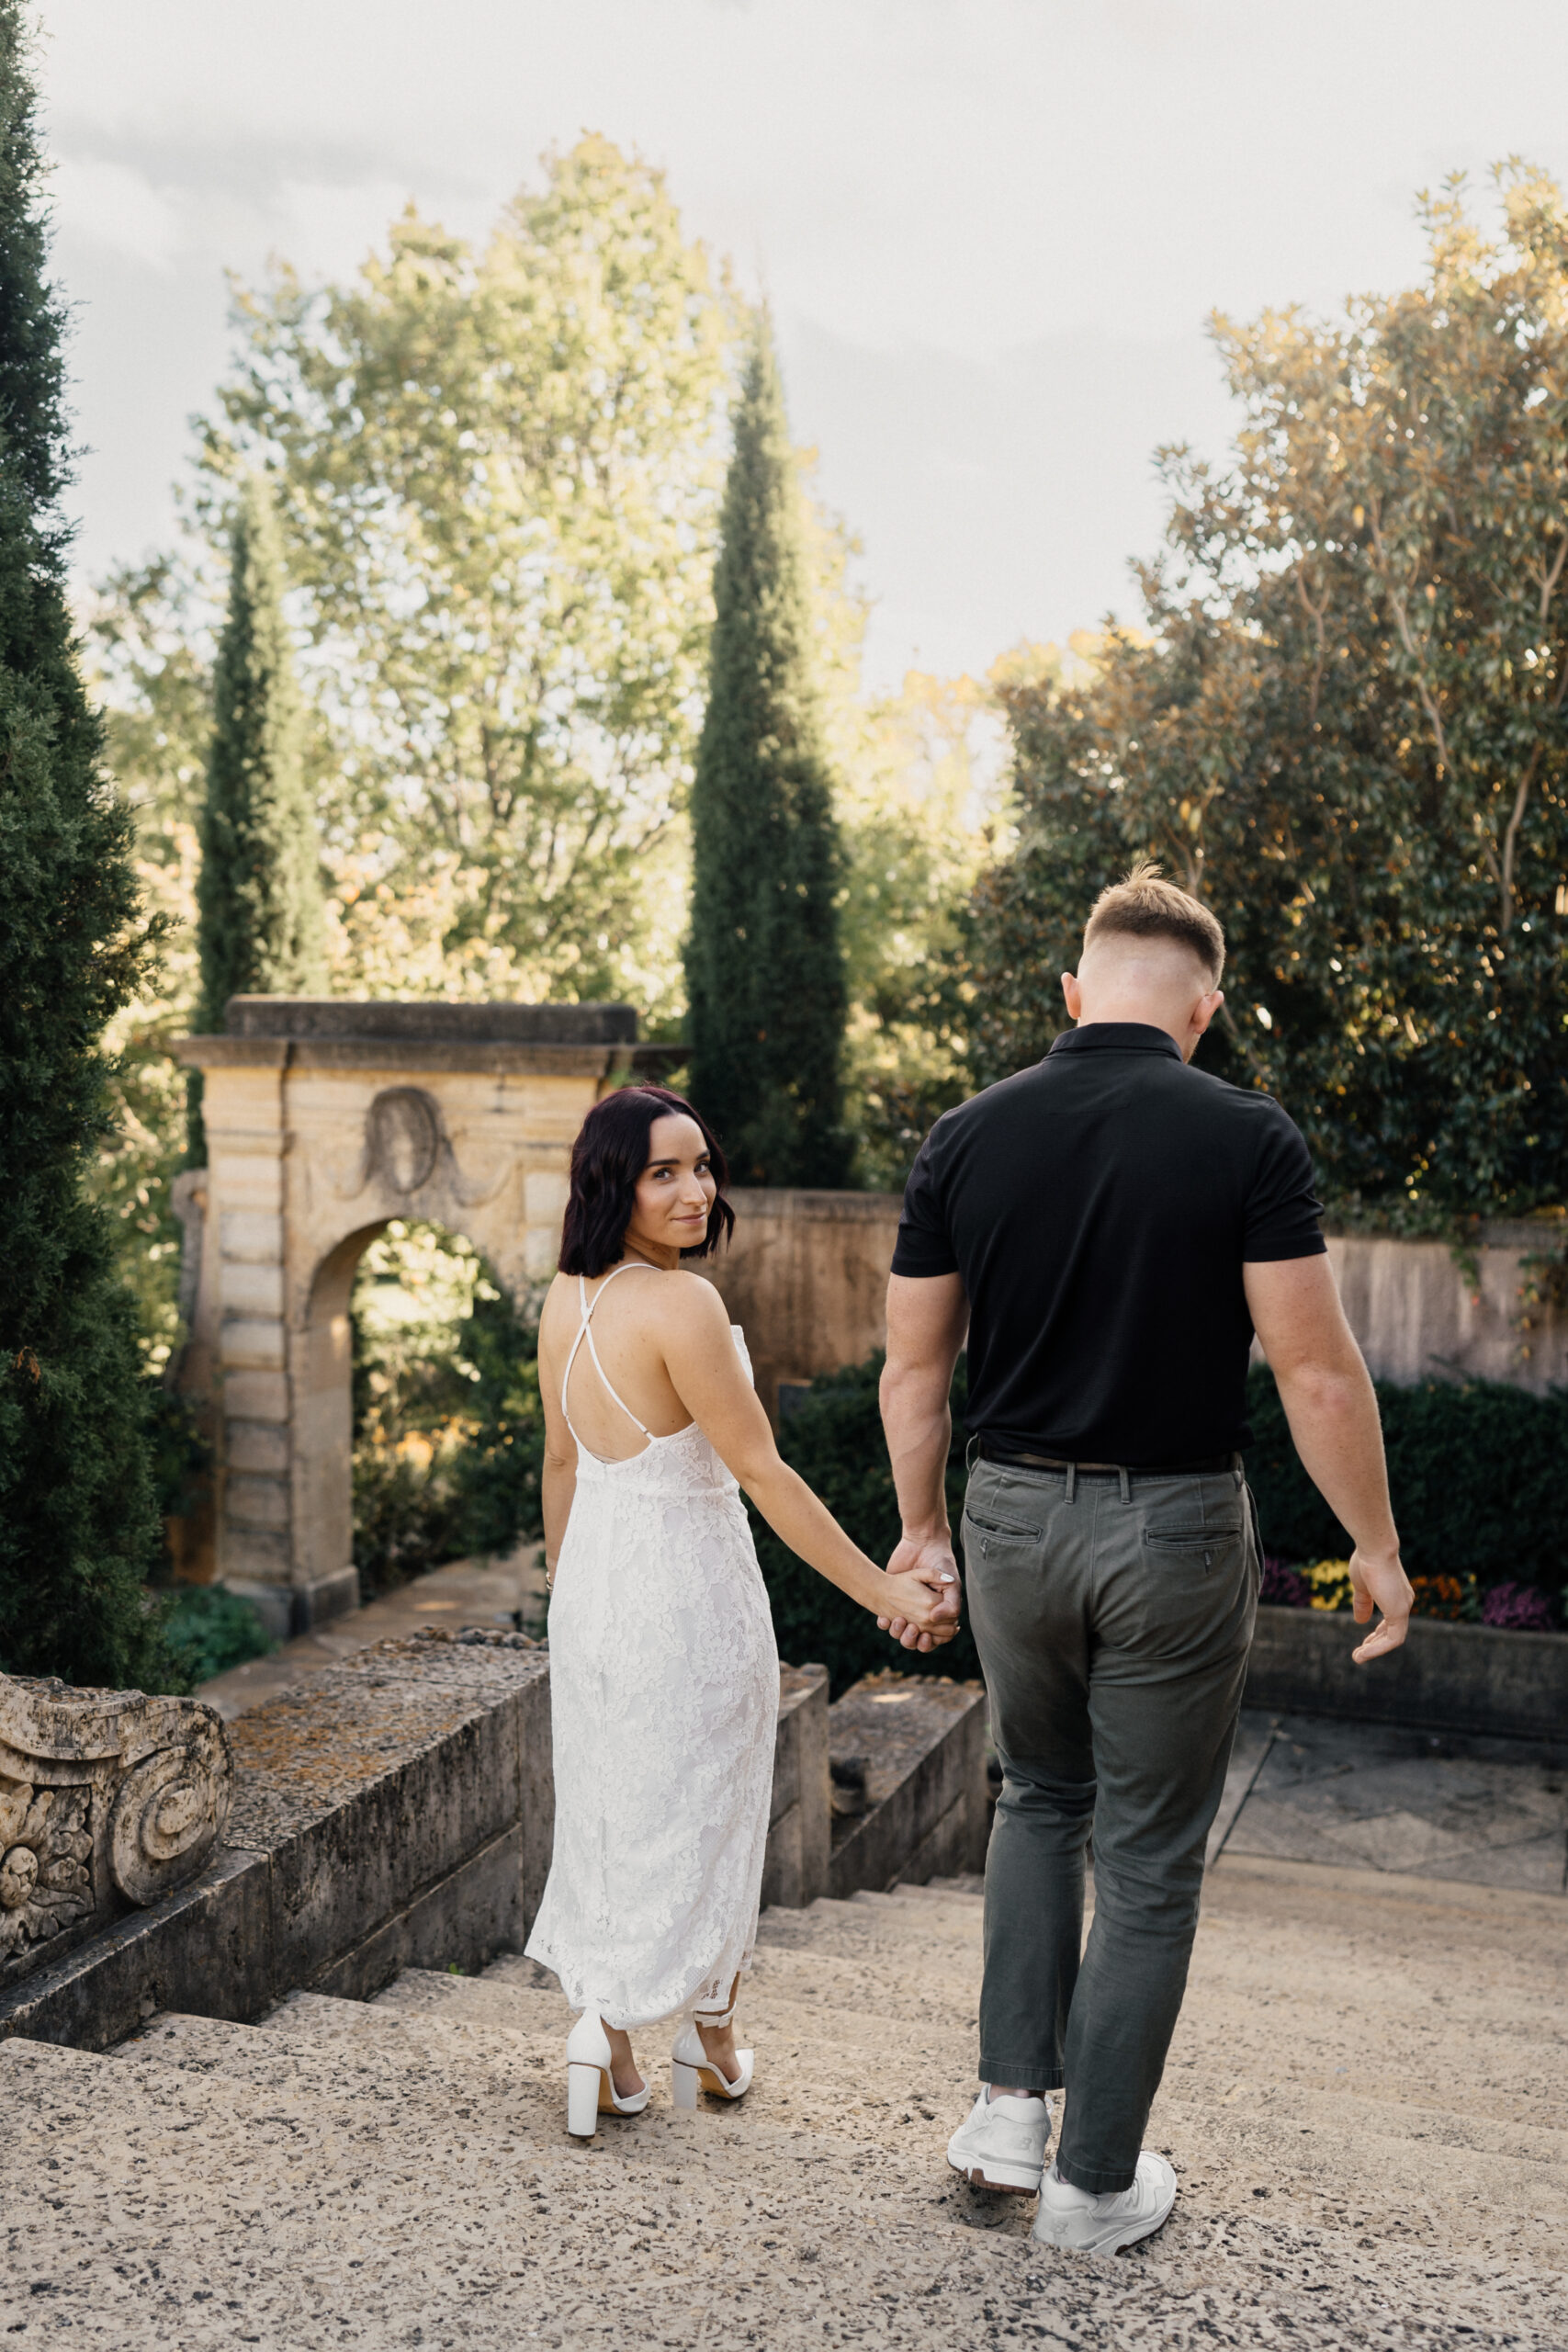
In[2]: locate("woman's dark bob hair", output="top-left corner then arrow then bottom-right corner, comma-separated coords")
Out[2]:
558,1086 -> 734,1279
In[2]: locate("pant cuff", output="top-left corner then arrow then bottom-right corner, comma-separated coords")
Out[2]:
1055,2155 -> 1136,2194
978,2058 -> 1065,2094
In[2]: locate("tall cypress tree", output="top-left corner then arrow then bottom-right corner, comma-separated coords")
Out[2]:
188,471 -> 323,1159
0,2 -> 168,1686
686,319 -> 849,1186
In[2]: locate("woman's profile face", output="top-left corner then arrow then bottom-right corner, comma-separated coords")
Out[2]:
625,1112 -> 717,1259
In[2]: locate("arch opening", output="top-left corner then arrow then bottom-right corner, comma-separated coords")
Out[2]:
346,1220 -> 546,1616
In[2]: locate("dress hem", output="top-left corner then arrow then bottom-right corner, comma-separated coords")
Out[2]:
523,1941 -> 756,2034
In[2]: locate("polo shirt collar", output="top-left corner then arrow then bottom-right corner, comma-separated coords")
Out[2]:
1046,1023 -> 1183,1062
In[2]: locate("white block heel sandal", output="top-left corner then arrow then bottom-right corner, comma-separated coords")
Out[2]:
565,2008 -> 650,2137
671,2002 -> 754,2109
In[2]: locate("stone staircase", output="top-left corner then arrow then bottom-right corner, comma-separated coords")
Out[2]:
3,1861 -> 1564,2349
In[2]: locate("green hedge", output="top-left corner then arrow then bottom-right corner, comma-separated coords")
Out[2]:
160,1586 -> 275,1689
749,1354 -> 982,1695
1245,1364 -> 1566,1593
753,1353 -> 1567,1694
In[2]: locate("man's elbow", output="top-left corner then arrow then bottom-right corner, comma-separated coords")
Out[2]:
1272,1351 -> 1366,1415
881,1352 -> 950,1420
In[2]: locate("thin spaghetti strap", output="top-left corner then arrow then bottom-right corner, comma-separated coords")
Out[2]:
562,1261 -> 658,1446
558,1279 -> 591,1444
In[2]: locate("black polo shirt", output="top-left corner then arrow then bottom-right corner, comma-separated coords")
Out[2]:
891,1023 -> 1325,1464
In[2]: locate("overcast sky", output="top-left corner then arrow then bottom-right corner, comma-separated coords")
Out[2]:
39,0 -> 1568,687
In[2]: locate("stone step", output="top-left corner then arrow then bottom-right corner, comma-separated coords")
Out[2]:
384,1963 -> 988,2128
380,1961 -> 1568,2251
5,2033 -> 1560,2352
108,2007 -> 560,2135
104,1953 -> 1568,2269
888,1878 -> 985,1905
107,2006 -> 976,2205
127,1973 -> 986,2151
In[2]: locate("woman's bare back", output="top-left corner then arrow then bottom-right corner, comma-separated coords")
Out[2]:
539,1263 -> 710,1463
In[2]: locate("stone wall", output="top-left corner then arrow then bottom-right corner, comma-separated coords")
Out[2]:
1325,1225 -> 1568,1393
700,1189 -> 904,1421
701,1193 -> 1567,1413
1245,1609 -> 1568,1744
0,1645 -> 995,2053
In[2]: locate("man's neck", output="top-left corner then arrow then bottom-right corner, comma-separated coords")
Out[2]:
1073,1012 -> 1196,1062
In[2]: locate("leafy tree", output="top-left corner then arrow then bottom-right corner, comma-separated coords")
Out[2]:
686,320 -> 850,1184
0,1 -> 168,1687
795,481 -> 1018,1184
200,138 -> 732,1015
965,167 -> 1568,1225
82,559 -> 211,1364
188,474 -> 324,1159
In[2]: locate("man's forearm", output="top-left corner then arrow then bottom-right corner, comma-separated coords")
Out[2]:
880,1358 -> 953,1538
1273,1358 -> 1399,1555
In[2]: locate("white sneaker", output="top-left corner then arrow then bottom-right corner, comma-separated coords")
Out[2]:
1031,2153 -> 1177,2253
945,2087 -> 1051,2194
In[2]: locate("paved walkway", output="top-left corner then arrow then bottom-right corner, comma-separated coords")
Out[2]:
197,1547 -> 547,1719
1220,1710 -> 1567,1897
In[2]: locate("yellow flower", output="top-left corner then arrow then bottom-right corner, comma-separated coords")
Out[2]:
1303,1558 -> 1354,1612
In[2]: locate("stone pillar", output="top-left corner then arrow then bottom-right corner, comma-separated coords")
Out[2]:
203,1045 -> 295,1633
175,999 -> 683,1641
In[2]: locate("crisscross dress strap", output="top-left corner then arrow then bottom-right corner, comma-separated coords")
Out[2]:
560,1263 -> 657,1449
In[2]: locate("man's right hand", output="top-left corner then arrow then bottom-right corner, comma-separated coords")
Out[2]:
878,1533 -> 962,1652
1348,1544 -> 1414,1663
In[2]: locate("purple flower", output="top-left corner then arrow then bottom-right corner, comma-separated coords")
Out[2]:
1259,1556 -> 1310,1609
1479,1581 -> 1556,1633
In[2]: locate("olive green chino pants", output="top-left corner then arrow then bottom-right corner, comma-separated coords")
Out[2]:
962,1453 -> 1259,2195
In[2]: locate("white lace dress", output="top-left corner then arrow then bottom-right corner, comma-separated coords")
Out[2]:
525,1266 -> 780,2030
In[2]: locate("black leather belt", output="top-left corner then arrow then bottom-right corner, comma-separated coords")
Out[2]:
976,1439 -> 1238,1477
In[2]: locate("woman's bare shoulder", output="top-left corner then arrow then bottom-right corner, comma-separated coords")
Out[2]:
637,1266 -> 730,1331
536,1272 -> 579,1352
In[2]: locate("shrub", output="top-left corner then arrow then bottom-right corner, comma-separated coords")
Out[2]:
763,1353 -> 1568,1683
1244,1365 -> 1567,1601
161,1585 -> 274,1689
749,1352 -> 981,1696
141,1379 -> 213,1546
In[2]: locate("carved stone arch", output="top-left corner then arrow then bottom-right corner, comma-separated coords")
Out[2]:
175,999 -> 681,1635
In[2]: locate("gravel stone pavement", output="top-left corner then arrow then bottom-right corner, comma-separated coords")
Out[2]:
3,1859 -> 1564,2350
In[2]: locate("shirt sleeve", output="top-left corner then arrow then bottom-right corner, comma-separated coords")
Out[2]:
1243,1103 -> 1327,1261
890,1127 -> 960,1277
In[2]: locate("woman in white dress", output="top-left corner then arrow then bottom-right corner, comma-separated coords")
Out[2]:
525,1085 -> 957,2136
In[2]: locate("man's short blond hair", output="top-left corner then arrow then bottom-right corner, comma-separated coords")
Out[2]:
1083,862 -> 1225,983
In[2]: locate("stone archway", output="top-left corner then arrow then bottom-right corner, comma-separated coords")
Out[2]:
175,998 -> 674,1637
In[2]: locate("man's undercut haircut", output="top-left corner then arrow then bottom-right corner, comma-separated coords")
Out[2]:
1083,861 -> 1225,984
558,1085 -> 735,1279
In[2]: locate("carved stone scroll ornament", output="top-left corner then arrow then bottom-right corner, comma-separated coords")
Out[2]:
0,1674 -> 231,1988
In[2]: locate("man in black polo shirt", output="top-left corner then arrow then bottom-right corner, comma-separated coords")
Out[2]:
879,865 -> 1412,2255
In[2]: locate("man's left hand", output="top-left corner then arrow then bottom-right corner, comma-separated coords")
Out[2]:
878,1534 -> 962,1652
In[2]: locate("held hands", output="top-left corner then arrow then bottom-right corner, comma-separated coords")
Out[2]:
876,1533 -> 963,1654
1348,1544 -> 1414,1664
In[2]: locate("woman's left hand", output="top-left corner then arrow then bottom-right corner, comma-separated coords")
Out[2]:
877,1564 -> 961,1645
